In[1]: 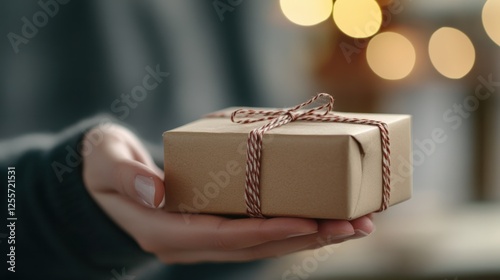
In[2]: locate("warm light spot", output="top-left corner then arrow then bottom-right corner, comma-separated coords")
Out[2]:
482,0 -> 500,46
366,32 -> 416,80
280,0 -> 333,26
429,27 -> 475,79
333,0 -> 382,38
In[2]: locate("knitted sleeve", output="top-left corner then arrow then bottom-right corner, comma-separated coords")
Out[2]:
0,115 -> 153,280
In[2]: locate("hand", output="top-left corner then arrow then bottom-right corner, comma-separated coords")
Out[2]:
82,124 -> 375,264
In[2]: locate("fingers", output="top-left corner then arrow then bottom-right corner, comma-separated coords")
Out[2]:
349,215 -> 375,238
215,217 -> 374,263
146,214 -> 320,251
160,215 -> 370,252
112,159 -> 165,208
101,191 -> 369,253
196,217 -> 318,250
155,219 -> 360,264
157,235 -> 313,264
93,192 -> 319,251
116,126 -> 163,177
83,125 -> 165,208
94,191 -> 377,265
316,219 -> 354,238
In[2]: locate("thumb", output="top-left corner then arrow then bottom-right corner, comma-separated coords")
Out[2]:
114,159 -> 166,209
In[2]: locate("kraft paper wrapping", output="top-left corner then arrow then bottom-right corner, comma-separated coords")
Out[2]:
163,109 -> 412,220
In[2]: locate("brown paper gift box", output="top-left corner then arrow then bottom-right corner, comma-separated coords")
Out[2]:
163,109 -> 412,220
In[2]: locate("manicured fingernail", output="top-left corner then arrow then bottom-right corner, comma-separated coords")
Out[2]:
158,195 -> 165,208
286,231 -> 318,238
135,175 -> 156,208
354,229 -> 370,236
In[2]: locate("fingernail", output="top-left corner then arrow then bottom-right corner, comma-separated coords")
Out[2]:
286,231 -> 318,238
135,175 -> 156,208
158,195 -> 165,208
335,232 -> 356,239
354,229 -> 370,237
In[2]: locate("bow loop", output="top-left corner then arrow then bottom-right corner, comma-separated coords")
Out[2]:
230,93 -> 335,125
230,108 -> 285,124
289,92 -> 334,118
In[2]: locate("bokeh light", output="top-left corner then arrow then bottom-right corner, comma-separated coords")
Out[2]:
428,27 -> 475,79
333,0 -> 382,38
366,32 -> 416,80
482,0 -> 500,46
280,0 -> 333,26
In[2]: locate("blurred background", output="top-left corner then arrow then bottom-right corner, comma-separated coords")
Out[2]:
1,0 -> 499,279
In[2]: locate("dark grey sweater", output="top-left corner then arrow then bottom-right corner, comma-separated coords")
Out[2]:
0,116 -> 154,279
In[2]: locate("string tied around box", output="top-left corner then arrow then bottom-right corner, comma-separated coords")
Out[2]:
210,93 -> 391,218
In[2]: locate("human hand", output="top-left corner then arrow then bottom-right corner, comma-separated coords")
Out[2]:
82,124 -> 375,264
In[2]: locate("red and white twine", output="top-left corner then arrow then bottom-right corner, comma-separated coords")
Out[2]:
210,93 -> 391,218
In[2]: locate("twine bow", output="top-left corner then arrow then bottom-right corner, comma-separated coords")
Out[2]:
216,93 -> 391,218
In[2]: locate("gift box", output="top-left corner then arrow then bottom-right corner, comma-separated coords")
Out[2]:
163,94 -> 412,220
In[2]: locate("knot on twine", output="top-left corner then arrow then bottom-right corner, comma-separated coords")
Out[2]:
220,93 -> 390,218
230,93 -> 334,125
